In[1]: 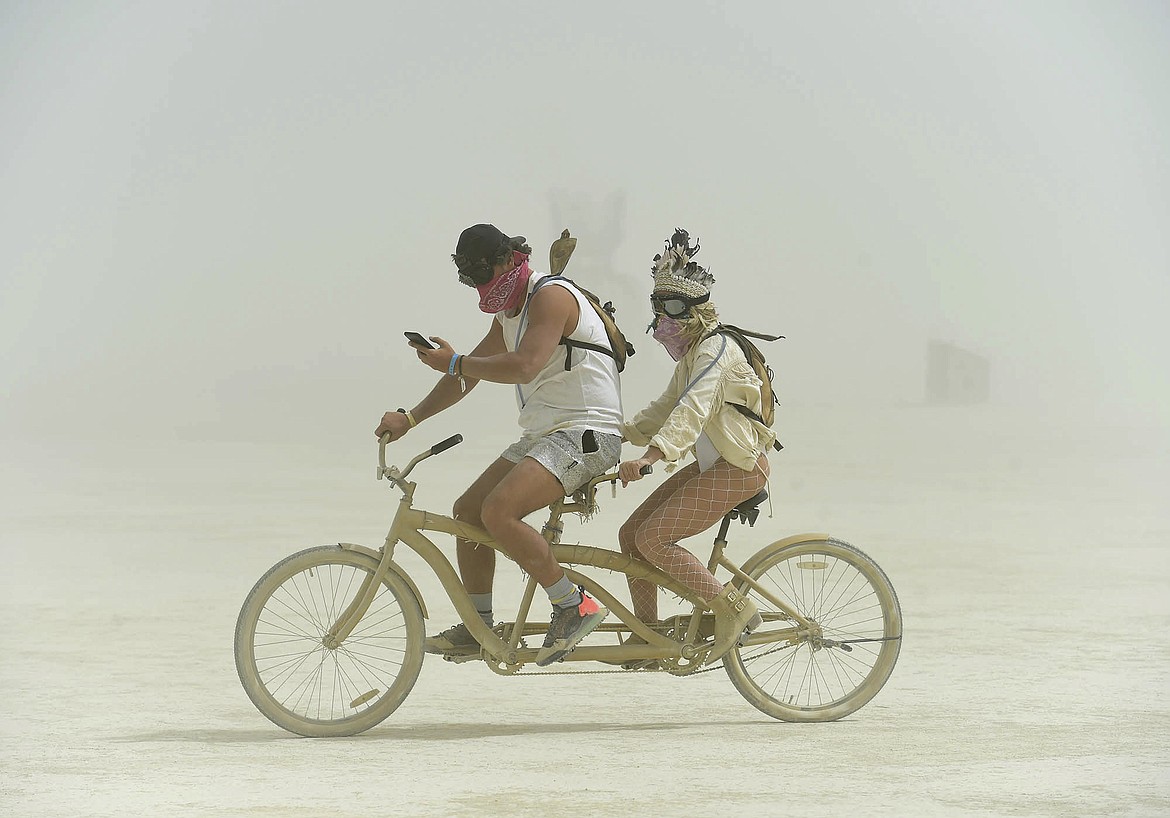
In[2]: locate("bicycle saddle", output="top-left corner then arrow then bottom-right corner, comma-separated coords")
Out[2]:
728,490 -> 768,525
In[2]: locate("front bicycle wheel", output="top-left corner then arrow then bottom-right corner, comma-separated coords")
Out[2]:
724,537 -> 901,722
234,545 -> 425,737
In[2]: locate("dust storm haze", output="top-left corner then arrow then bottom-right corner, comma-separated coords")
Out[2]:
2,3 -> 1168,817
2,2 -> 1167,448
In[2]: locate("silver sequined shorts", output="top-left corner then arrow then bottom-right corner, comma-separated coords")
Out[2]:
501,428 -> 622,495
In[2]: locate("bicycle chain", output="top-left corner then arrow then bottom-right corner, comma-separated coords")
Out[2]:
509,664 -> 720,677
485,628 -> 905,676
506,640 -> 807,677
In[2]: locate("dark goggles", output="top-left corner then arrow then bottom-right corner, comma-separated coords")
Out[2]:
454,256 -> 494,287
650,292 -> 709,318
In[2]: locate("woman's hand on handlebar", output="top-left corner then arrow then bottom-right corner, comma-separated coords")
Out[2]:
618,458 -> 655,487
375,410 -> 410,442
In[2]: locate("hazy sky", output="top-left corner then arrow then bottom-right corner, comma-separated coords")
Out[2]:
2,1 -> 1167,444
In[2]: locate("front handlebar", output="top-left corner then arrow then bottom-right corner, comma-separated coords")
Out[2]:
378,432 -> 463,483
430,433 -> 464,456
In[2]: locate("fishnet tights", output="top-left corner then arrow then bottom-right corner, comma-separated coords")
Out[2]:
618,455 -> 769,623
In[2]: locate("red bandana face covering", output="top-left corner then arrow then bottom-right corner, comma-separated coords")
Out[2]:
476,252 -> 532,314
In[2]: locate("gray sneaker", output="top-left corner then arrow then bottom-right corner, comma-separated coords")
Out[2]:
535,592 -> 607,667
424,622 -> 484,655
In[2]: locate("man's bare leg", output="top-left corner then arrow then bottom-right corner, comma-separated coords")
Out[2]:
424,457 -> 519,655
480,456 -> 609,666
451,457 -> 517,593
478,456 -> 567,586
433,454 -> 607,661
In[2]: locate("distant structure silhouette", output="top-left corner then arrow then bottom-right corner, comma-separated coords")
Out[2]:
926,340 -> 990,404
547,189 -> 639,318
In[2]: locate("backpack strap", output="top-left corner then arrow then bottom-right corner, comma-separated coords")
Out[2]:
718,323 -> 785,343
561,338 -> 617,370
704,326 -> 784,452
726,404 -> 782,451
534,274 -> 619,370
729,403 -> 767,427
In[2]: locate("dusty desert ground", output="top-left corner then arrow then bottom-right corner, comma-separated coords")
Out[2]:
2,405 -> 1167,817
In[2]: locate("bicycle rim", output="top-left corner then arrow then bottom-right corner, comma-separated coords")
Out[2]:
235,546 -> 424,736
724,537 -> 901,722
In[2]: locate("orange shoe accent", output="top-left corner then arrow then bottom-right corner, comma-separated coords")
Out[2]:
578,593 -> 601,615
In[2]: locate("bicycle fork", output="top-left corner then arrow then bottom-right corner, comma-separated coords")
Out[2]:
322,497 -> 416,649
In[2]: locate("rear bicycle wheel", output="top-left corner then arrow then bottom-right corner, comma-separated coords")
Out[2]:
234,545 -> 425,736
724,537 -> 901,722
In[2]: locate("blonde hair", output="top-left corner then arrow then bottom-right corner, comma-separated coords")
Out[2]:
678,301 -> 720,347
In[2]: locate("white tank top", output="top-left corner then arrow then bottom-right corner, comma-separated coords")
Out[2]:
496,273 -> 624,438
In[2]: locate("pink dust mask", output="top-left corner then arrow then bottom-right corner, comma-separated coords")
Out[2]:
652,316 -> 691,361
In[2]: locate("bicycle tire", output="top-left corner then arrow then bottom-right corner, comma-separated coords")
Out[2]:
234,545 -> 425,737
723,537 -> 901,722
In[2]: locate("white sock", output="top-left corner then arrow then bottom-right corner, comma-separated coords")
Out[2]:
544,575 -> 582,609
469,592 -> 493,625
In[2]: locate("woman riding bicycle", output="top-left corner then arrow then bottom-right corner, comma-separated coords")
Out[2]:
617,228 -> 777,657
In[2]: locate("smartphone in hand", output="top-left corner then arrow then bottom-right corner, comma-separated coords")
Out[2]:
404,331 -> 436,349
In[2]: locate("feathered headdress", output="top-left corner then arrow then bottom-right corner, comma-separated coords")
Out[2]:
651,228 -> 715,298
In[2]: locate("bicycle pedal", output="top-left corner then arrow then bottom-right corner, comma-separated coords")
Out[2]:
441,651 -> 481,664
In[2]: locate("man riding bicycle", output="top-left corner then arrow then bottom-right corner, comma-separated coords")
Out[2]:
374,224 -> 624,666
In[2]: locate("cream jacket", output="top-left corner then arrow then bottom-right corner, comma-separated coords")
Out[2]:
622,333 -> 777,472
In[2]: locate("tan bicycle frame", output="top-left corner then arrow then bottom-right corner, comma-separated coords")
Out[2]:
324,439 -> 826,668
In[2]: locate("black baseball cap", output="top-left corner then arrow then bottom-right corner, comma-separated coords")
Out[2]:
453,224 -> 526,286
455,224 -> 525,263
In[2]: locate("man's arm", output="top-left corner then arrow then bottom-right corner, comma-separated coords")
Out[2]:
412,321 -> 506,417
375,321 -> 506,439
457,286 -> 578,385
